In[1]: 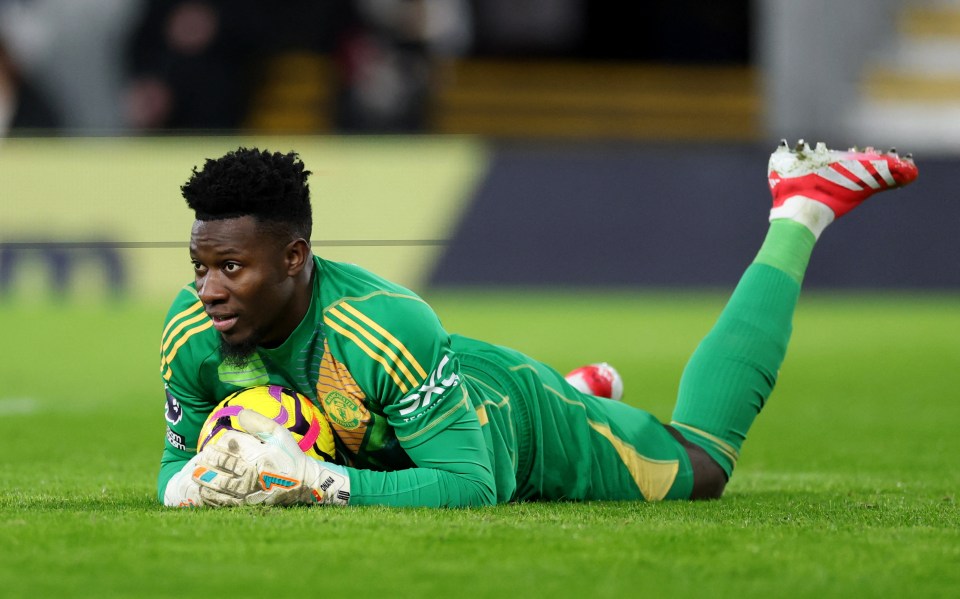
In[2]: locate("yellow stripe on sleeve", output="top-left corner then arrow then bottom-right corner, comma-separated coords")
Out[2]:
161,320 -> 214,381
327,306 -> 421,388
339,302 -> 428,379
160,300 -> 204,347
323,316 -> 409,393
161,310 -> 209,355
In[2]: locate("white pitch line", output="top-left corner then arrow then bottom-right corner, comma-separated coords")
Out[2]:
0,397 -> 40,416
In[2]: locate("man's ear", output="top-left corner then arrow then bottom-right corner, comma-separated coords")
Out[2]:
284,238 -> 311,276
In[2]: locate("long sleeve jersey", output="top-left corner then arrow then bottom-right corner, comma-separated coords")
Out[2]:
158,256 -> 521,507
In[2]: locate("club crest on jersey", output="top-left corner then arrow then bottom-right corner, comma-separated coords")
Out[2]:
164,386 -> 183,424
322,391 -> 366,429
398,354 -> 460,420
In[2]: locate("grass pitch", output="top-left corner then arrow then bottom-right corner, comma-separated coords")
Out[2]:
1,291 -> 958,598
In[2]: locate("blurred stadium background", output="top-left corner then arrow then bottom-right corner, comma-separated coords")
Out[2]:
3,6 -> 958,595
0,0 -> 957,299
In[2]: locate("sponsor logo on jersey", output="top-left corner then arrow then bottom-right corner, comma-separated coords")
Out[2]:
166,427 -> 187,451
164,385 -> 183,425
322,390 -> 365,429
397,354 -> 460,420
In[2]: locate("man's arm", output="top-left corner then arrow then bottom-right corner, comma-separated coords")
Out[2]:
346,385 -> 497,507
194,291 -> 500,508
158,382 -> 208,505
193,391 -> 497,508
324,293 -> 498,507
158,286 -> 231,505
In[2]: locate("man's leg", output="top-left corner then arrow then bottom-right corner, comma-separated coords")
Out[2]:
670,141 -> 918,489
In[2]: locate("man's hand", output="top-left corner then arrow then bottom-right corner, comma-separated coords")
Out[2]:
163,454 -> 203,507
191,410 -> 351,507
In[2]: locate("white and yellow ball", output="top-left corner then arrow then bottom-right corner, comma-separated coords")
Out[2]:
198,385 -> 336,462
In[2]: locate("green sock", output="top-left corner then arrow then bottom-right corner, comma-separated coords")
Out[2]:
670,221 -> 816,478
752,219 -> 817,284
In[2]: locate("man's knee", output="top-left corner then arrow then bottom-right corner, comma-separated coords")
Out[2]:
665,425 -> 728,500
687,448 -> 727,500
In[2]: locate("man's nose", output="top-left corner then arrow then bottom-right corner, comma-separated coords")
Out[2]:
197,270 -> 228,303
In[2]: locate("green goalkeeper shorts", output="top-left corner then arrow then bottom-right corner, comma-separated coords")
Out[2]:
454,335 -> 695,502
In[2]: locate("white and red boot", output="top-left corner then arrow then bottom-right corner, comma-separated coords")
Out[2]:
564,362 -> 624,401
767,140 -> 918,237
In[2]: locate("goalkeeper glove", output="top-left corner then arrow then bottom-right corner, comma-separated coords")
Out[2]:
192,409 -> 351,507
163,453 -> 203,507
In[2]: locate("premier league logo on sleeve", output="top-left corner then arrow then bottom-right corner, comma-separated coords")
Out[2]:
164,385 -> 183,424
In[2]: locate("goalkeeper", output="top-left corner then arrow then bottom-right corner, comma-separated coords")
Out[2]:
159,142 -> 918,508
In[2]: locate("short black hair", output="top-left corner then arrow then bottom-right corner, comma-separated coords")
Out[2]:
181,147 -> 313,241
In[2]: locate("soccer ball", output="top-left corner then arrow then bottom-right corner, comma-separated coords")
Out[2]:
198,385 -> 336,462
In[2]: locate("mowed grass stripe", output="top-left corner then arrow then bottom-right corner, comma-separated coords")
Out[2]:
0,292 -> 957,598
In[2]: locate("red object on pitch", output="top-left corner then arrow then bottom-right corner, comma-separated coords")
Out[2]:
767,140 -> 918,219
564,363 -> 623,401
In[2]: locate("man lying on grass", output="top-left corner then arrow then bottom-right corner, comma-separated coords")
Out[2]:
159,142 -> 918,507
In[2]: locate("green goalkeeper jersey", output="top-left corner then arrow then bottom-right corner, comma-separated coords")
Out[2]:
160,256 -> 693,507
161,256 -> 509,506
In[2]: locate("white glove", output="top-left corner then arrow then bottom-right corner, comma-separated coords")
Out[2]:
163,453 -> 203,507
192,409 -> 351,507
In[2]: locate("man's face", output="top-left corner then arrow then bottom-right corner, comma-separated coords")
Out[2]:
189,216 -> 300,364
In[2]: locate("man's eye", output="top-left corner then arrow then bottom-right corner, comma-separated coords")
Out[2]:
223,263 -> 240,273
191,261 -> 203,271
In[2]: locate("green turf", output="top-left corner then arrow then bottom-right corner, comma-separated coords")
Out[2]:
1,292 -> 958,598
